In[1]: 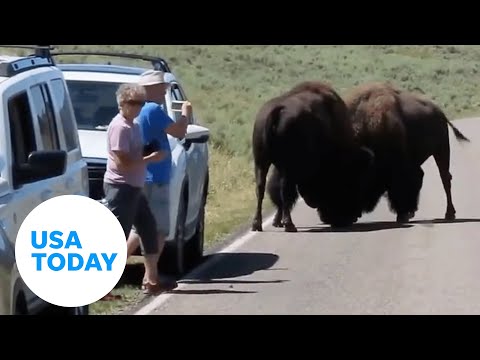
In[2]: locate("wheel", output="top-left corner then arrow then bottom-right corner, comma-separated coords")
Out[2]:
186,202 -> 205,266
69,305 -> 89,315
41,304 -> 89,315
171,197 -> 187,276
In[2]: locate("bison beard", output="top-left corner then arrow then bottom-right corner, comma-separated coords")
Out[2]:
251,81 -> 374,232
344,82 -> 470,223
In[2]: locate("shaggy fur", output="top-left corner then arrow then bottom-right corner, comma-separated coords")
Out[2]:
343,82 -> 470,222
251,81 -> 374,232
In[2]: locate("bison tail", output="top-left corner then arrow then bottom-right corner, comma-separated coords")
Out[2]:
438,108 -> 470,142
446,118 -> 470,142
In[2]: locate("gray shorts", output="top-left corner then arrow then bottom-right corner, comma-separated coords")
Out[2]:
133,183 -> 170,237
103,182 -> 158,255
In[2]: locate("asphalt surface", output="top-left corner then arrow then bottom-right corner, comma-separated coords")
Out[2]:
142,117 -> 480,315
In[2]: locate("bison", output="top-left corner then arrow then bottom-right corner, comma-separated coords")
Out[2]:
342,82 -> 470,223
251,81 -> 374,232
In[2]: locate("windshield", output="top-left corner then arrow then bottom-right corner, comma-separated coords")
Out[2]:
66,80 -> 121,131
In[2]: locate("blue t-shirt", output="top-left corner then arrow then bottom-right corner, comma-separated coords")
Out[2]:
136,101 -> 174,185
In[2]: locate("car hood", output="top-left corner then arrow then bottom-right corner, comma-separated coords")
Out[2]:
78,129 -> 177,160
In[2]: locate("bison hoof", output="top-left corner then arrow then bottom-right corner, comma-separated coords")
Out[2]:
396,214 -> 410,224
284,223 -> 297,232
273,220 -> 284,228
251,220 -> 263,232
445,212 -> 456,221
273,212 -> 283,227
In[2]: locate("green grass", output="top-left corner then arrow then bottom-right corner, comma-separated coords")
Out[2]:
6,45 -> 480,314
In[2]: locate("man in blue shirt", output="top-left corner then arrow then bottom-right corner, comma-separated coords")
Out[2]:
128,70 -> 191,293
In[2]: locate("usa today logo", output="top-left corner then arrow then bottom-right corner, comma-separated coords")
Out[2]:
15,195 -> 127,308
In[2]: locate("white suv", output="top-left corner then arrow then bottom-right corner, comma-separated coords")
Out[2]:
0,47 -> 89,315
51,51 -> 210,276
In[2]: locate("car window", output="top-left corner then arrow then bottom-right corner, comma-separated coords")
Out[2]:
171,83 -> 185,101
65,80 -> 120,131
170,83 -> 193,124
50,79 -> 79,151
8,91 -> 37,167
30,84 -> 60,151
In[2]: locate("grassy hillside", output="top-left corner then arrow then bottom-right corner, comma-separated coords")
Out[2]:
7,45 -> 480,314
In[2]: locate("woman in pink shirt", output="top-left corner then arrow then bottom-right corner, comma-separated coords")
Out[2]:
103,83 -> 174,295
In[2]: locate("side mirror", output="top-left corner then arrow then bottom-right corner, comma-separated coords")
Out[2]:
14,150 -> 67,186
185,124 -> 210,144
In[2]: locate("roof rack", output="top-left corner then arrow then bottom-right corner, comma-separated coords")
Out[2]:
50,51 -> 172,73
0,45 -> 56,58
0,45 -> 56,77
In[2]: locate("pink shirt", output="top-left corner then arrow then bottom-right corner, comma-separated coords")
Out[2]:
104,113 -> 146,188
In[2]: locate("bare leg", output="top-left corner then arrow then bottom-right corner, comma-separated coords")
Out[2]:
127,231 -> 140,258
128,231 -> 168,284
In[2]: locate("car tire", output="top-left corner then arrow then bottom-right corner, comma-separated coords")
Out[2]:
171,194 -> 187,277
186,199 -> 205,266
41,304 -> 89,316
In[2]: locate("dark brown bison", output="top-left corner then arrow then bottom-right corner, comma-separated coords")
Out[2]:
343,82 -> 470,223
251,81 -> 374,232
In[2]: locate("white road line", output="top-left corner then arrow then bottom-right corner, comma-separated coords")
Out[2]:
134,211 -> 278,315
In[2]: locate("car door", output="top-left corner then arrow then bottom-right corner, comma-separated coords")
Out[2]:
11,78 -> 74,311
170,82 -> 208,235
47,77 -> 88,198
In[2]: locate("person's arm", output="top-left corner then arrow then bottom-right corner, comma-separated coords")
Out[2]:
165,101 -> 192,139
143,150 -> 168,163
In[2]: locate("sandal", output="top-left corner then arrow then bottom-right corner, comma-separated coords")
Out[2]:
142,279 -> 178,295
142,275 -> 178,289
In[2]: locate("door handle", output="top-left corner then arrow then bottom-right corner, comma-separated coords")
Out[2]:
41,190 -> 53,201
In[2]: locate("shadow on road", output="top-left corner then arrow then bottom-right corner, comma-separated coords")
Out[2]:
184,252 -> 283,283
168,289 -> 257,295
295,217 -> 480,234
180,279 -> 287,284
120,252 -> 285,288
298,221 -> 413,233
410,218 -> 480,225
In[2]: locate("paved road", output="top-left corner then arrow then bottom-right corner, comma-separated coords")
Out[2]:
141,117 -> 480,315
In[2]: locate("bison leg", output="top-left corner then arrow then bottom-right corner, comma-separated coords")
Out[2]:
433,145 -> 456,220
266,167 -> 284,227
362,173 -> 387,214
267,166 -> 299,229
252,162 -> 270,232
278,172 -> 298,232
387,164 -> 423,223
387,162 -> 412,223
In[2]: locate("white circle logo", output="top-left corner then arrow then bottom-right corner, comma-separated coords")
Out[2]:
15,195 -> 127,308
